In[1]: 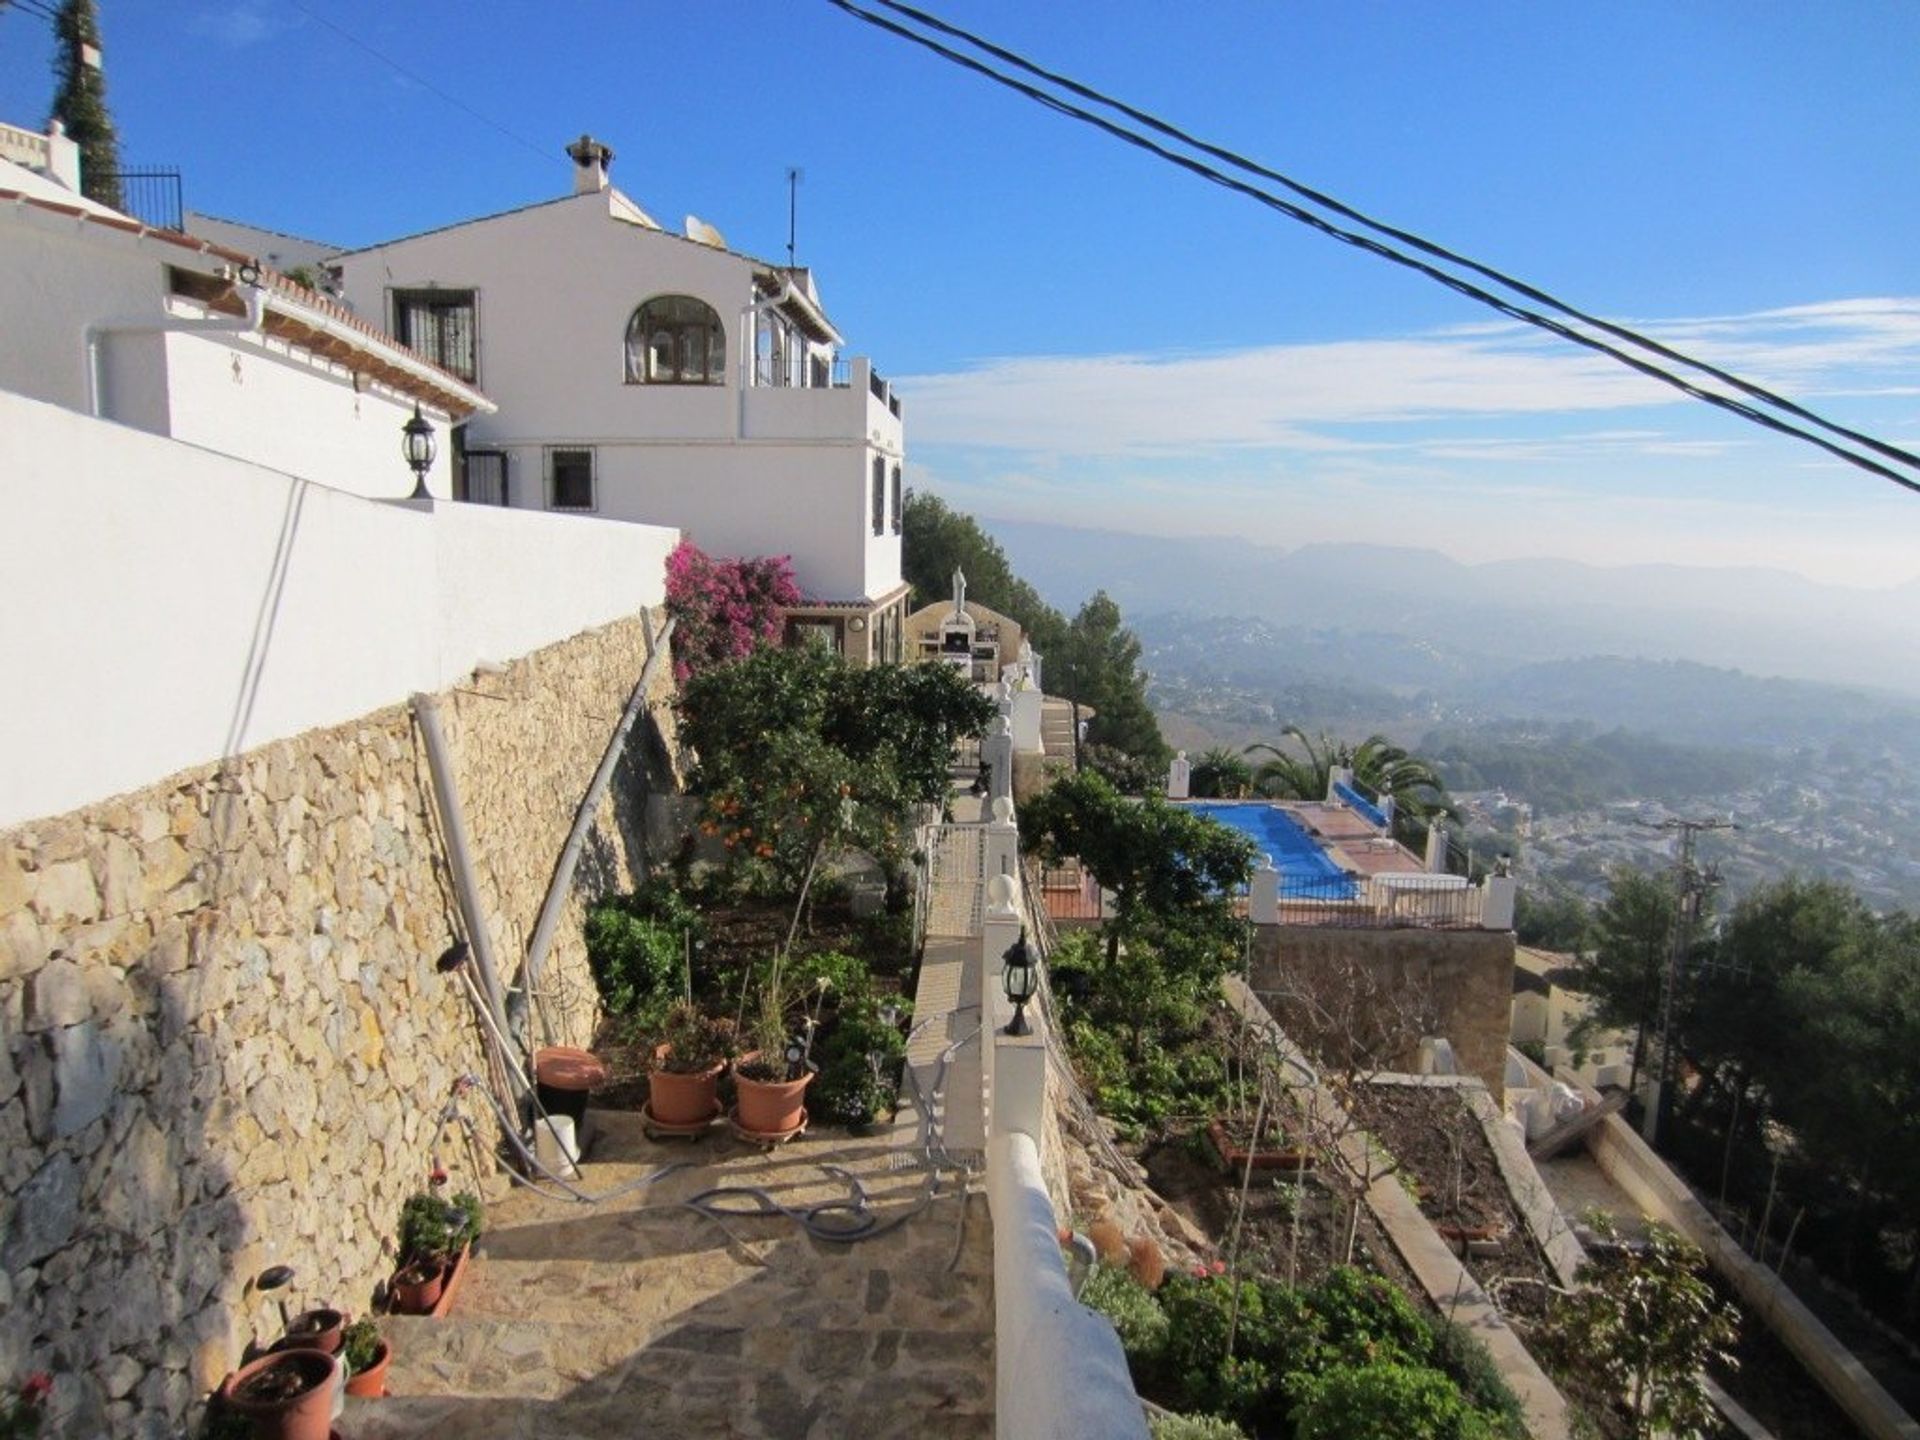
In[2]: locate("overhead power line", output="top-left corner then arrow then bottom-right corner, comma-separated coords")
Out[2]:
825,0 -> 1920,498
283,0 -> 552,168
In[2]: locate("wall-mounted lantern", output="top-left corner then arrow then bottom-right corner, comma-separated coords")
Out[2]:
402,402 -> 437,500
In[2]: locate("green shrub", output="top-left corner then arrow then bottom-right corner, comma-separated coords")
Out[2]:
786,949 -> 872,1005
1147,1415 -> 1249,1440
1292,1361 -> 1495,1440
397,1190 -> 482,1262
1080,1263 -> 1170,1365
1307,1266 -> 1434,1370
584,902 -> 684,1018
811,994 -> 907,1125
1429,1320 -> 1525,1432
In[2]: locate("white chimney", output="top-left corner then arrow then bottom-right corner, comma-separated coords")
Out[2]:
565,134 -> 614,195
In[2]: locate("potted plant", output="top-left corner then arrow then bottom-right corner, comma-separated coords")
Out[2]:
390,1190 -> 482,1315
647,1002 -> 731,1127
275,1307 -> 345,1356
219,1349 -> 337,1440
341,1317 -> 391,1399
732,987 -> 814,1136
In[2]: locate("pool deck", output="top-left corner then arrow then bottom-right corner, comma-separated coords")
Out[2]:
1186,798 -> 1429,880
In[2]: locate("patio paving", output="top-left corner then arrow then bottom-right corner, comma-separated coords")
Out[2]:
343,804 -> 996,1438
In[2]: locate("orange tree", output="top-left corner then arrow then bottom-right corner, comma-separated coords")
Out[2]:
679,645 -> 994,901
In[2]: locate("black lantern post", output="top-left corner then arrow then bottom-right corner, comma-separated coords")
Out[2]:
402,401 -> 437,500
1001,927 -> 1036,1036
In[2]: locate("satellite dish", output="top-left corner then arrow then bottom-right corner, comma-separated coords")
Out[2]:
683,215 -> 727,249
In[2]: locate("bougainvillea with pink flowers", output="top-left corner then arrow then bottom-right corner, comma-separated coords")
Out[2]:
663,539 -> 803,683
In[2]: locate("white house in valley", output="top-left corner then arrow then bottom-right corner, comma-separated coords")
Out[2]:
324,136 -> 911,664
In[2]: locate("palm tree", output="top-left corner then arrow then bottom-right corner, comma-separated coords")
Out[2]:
1244,727 -> 1455,824
1245,725 -> 1342,802
1190,746 -> 1253,799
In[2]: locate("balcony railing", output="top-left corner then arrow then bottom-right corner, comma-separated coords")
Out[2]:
1254,872 -> 1489,930
95,168 -> 184,231
752,354 -> 853,389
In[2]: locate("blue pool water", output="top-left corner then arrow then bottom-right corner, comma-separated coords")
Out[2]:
1185,802 -> 1358,899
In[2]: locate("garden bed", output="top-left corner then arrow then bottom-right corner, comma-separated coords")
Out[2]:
1141,1124 -> 1427,1304
1342,1081 -> 1558,1321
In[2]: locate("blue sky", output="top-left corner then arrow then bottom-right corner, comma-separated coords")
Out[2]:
6,1 -> 1920,584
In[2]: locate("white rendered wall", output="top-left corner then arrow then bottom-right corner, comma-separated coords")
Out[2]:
0,218 -> 161,411
485,438 -> 900,603
0,390 -> 676,829
332,193 -> 904,601
160,324 -> 455,501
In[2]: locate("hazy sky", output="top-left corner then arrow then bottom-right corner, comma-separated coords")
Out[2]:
6,1 -> 1919,585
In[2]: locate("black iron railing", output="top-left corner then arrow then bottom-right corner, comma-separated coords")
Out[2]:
97,167 -> 183,230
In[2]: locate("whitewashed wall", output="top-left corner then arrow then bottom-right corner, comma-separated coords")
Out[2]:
0,391 -> 678,828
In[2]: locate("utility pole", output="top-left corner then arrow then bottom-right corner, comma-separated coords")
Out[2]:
1642,816 -> 1734,1147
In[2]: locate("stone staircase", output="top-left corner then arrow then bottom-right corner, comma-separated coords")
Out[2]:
343,1108 -> 994,1439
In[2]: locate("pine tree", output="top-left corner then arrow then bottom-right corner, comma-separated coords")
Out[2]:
48,0 -> 123,210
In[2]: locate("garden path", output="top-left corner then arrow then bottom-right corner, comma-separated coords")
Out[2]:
343,812 -> 997,1439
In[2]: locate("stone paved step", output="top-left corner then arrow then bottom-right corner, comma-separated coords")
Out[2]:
377,1313 -> 993,1401
346,1382 -> 992,1440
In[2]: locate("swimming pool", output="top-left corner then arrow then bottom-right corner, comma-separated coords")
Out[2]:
1185,801 -> 1359,899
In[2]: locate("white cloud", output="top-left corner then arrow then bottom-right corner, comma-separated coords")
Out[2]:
897,297 -> 1920,456
188,2 -> 279,48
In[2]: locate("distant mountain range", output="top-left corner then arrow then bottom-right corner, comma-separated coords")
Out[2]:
986,519 -> 1920,699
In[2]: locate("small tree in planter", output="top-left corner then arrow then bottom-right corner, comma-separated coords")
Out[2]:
391,1191 -> 482,1315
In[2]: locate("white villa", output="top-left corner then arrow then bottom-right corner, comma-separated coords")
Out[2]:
304,135 -> 911,665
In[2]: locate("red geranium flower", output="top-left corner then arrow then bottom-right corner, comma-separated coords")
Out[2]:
19,1372 -> 53,1405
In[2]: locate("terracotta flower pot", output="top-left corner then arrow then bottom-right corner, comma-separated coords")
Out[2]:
279,1307 -> 346,1355
389,1259 -> 444,1315
344,1338 -> 392,1399
733,1054 -> 813,1135
222,1348 -> 339,1440
649,1043 -> 724,1126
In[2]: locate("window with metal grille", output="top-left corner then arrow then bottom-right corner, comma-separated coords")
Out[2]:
872,455 -> 886,536
890,465 -> 903,535
391,289 -> 477,381
549,449 -> 594,511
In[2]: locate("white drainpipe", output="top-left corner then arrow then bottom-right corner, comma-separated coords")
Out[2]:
737,278 -> 792,438
85,280 -> 269,418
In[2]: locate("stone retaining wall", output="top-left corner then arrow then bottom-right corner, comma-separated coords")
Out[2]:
1249,924 -> 1514,1099
0,608 -> 675,1437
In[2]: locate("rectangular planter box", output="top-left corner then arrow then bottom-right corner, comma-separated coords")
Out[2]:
1208,1119 -> 1315,1173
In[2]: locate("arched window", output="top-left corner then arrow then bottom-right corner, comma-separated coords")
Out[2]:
624,295 -> 724,384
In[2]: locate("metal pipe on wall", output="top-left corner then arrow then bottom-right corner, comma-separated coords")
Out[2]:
412,692 -> 512,1048
520,613 -> 676,1004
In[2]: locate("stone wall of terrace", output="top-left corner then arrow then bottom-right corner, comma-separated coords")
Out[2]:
1249,924 -> 1515,1098
0,607 -> 675,1437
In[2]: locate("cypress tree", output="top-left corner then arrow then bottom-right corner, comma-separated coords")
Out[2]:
48,0 -> 123,210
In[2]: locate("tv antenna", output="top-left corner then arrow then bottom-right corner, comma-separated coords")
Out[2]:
785,166 -> 803,268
